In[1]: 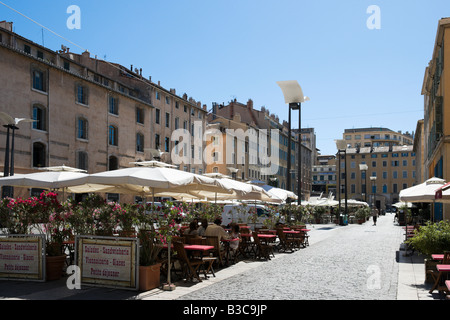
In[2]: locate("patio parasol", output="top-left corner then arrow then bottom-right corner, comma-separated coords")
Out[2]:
399,177 -> 446,203
38,165 -> 87,173
0,170 -> 89,190
434,181 -> 450,203
129,160 -> 178,168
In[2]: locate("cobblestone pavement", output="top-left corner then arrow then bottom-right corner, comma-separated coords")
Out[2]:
176,213 -> 404,300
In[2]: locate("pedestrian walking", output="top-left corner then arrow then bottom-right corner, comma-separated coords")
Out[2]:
372,207 -> 379,226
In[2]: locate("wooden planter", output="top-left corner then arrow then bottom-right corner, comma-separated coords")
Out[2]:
139,263 -> 161,291
46,255 -> 66,281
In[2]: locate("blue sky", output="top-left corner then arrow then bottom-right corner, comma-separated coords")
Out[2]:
1,0 -> 448,155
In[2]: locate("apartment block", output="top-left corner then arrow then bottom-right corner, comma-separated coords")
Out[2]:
0,21 -> 207,199
208,99 -> 313,200
339,145 -> 416,210
421,18 -> 450,221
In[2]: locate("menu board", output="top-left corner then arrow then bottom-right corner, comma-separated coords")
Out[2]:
0,235 -> 45,281
76,236 -> 138,290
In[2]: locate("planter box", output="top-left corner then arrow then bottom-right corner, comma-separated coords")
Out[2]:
139,263 -> 161,291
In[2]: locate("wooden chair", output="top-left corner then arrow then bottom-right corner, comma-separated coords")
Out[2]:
276,228 -> 295,253
236,232 -> 256,259
173,241 -> 204,282
428,251 -> 450,295
252,232 -> 274,261
204,235 -> 225,267
185,235 -> 203,245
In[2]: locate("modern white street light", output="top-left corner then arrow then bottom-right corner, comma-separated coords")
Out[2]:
370,175 -> 377,208
359,164 -> 368,203
277,80 -> 309,201
335,139 -> 348,225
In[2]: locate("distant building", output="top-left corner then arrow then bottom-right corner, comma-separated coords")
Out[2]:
208,99 -> 313,200
312,155 -> 337,197
343,127 -> 414,149
339,145 -> 416,210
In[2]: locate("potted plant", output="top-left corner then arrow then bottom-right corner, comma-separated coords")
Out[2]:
137,227 -> 162,291
31,191 -> 71,281
407,221 -> 450,282
313,206 -> 326,224
355,207 -> 370,224
136,204 -> 169,291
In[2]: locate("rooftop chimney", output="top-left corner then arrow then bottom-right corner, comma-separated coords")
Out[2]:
247,99 -> 253,110
0,21 -> 13,32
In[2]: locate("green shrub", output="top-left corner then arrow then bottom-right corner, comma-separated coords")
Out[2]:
407,220 -> 450,257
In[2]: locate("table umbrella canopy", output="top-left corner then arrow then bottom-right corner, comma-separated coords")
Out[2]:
434,181 -> 450,203
206,177 -> 282,203
129,160 -> 178,168
392,201 -> 416,208
38,165 -> 87,173
83,167 -> 232,199
399,177 -> 446,203
260,185 -> 298,202
339,199 -> 369,207
0,171 -> 89,190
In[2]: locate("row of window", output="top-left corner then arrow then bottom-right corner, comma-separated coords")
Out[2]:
31,141 -> 88,170
340,170 -> 416,180
344,133 -> 412,143
343,159 -> 415,168
340,183 -> 409,194
31,68 -> 202,129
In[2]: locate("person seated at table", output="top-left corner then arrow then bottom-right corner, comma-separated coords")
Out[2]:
205,217 -> 230,241
184,221 -> 199,236
229,223 -> 241,252
174,218 -> 183,235
197,218 -> 208,236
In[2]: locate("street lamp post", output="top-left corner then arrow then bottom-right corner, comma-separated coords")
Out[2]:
0,112 -> 36,198
370,176 -> 377,208
276,80 -> 309,202
335,139 -> 348,226
359,164 -> 368,203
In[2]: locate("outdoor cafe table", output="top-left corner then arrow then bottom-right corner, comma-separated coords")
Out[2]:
257,234 -> 276,245
432,254 -> 445,261
429,264 -> 450,294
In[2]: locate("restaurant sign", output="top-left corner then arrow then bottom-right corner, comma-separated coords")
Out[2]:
0,234 -> 45,282
75,236 -> 139,290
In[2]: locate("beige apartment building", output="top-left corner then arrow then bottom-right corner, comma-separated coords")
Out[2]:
0,21 -> 207,200
420,18 -> 450,221
343,127 -> 414,149
339,145 -> 416,210
208,99 -> 313,200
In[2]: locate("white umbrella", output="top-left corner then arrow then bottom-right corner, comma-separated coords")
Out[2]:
260,185 -> 298,202
399,177 -> 446,203
0,171 -> 89,190
393,201 -> 416,208
339,199 -> 369,207
129,160 -> 178,168
434,182 -> 450,203
214,178 -> 282,203
38,165 -> 87,173
86,167 -> 230,200
315,198 -> 339,207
